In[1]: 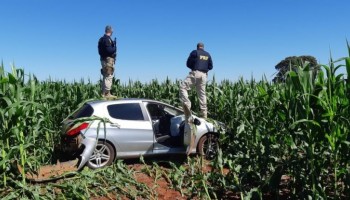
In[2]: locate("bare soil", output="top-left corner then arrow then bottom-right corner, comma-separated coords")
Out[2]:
18,159 -> 78,182
134,168 -> 184,200
100,157 -> 232,200
22,156 -> 292,199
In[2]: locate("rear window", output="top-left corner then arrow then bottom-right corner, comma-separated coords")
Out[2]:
107,103 -> 144,120
71,104 -> 94,119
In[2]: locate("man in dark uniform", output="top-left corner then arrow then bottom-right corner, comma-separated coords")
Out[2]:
179,42 -> 213,119
98,25 -> 117,97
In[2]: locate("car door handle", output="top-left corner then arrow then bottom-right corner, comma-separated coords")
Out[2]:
110,123 -> 121,128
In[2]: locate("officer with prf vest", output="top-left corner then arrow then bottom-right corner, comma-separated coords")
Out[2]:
180,42 -> 213,120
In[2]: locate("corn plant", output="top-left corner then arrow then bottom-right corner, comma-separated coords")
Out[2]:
1,44 -> 350,199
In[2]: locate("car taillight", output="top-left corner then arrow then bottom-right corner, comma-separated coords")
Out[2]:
67,122 -> 89,136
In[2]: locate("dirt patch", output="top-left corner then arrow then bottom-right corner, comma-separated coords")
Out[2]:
125,159 -> 230,200
24,157 -> 293,199
134,171 -> 185,200
130,163 -> 185,199
200,163 -> 230,175
18,159 -> 78,182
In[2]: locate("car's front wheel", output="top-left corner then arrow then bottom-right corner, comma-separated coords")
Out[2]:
87,141 -> 115,169
197,134 -> 219,160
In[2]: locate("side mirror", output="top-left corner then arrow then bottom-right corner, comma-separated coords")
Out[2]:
193,118 -> 201,126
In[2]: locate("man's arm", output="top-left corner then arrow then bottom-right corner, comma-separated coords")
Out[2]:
208,55 -> 213,71
104,39 -> 116,56
186,50 -> 197,69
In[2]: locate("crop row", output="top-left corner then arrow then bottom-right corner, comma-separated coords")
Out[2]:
1,45 -> 350,199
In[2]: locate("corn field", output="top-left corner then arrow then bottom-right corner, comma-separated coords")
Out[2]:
1,45 -> 350,199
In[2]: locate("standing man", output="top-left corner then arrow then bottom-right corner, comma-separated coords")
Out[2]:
98,25 -> 117,97
179,42 -> 213,119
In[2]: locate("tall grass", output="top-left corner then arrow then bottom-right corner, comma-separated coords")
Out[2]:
1,45 -> 350,199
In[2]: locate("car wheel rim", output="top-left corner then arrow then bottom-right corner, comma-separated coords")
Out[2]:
88,143 -> 111,168
203,135 -> 218,160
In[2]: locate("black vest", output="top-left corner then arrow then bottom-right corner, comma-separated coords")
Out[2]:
194,49 -> 211,72
98,35 -> 116,58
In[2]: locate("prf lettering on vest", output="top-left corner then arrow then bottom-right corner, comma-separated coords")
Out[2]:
199,55 -> 208,60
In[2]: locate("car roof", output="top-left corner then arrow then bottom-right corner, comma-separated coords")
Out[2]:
86,98 -> 182,111
84,98 -> 185,117
85,98 -> 171,107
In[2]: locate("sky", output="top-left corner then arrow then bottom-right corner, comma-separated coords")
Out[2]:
0,0 -> 349,84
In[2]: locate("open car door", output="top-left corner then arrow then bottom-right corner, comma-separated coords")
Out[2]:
182,105 -> 196,155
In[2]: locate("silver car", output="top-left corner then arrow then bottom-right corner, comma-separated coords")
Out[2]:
61,99 -> 223,169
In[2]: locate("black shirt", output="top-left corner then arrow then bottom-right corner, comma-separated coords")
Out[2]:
186,49 -> 213,73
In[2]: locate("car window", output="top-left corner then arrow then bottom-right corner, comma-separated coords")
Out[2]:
71,104 -> 94,119
107,103 -> 144,120
164,105 -> 183,116
147,104 -> 165,119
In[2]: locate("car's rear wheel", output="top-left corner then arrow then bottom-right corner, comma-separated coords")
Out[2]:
87,141 -> 115,169
197,134 -> 219,160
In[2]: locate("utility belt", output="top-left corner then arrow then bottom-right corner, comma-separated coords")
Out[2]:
192,69 -> 208,74
100,56 -> 115,61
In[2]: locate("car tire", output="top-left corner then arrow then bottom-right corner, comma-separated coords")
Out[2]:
87,140 -> 115,169
197,134 -> 219,160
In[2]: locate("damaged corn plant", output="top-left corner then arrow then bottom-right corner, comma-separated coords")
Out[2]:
1,44 -> 350,199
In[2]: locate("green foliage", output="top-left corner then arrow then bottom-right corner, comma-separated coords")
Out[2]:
1,45 -> 350,199
273,55 -> 319,83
